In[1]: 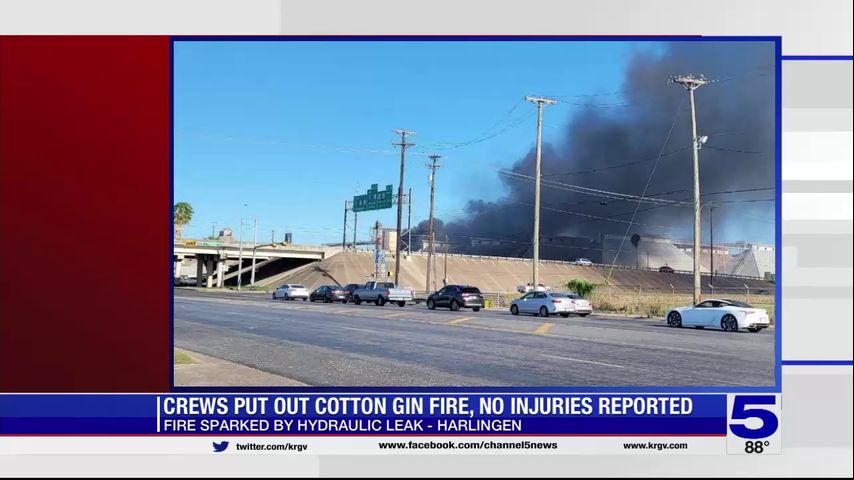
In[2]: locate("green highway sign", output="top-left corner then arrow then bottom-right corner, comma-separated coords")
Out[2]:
353,184 -> 393,212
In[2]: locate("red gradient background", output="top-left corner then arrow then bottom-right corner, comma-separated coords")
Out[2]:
0,37 -> 171,392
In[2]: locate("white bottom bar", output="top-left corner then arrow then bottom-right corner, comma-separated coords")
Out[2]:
0,436 -> 725,455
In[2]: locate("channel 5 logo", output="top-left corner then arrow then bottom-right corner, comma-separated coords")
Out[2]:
729,395 -> 780,439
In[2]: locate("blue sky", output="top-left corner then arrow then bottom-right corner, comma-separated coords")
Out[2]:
174,40 -> 662,244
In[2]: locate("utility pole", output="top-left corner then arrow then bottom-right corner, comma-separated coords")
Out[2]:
425,154 -> 441,292
271,229 -> 275,244
671,75 -> 708,305
710,204 -> 715,288
407,187 -> 412,257
342,200 -> 349,250
392,129 -> 415,281
374,220 -> 381,279
237,219 -> 244,291
443,233 -> 449,286
524,96 -> 557,289
210,222 -> 216,239
250,218 -> 258,285
352,212 -> 357,251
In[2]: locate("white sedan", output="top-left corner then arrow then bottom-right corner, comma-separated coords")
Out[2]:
510,291 -> 592,318
665,299 -> 770,333
272,284 -> 310,301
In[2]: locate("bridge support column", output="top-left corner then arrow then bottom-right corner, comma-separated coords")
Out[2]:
217,258 -> 225,288
195,256 -> 204,287
206,257 -> 215,288
173,255 -> 183,278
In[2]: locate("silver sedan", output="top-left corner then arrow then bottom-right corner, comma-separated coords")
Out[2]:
510,291 -> 593,318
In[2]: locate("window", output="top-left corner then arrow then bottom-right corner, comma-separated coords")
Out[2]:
461,287 -> 481,294
534,292 -> 547,299
521,293 -> 533,300
724,299 -> 753,308
695,301 -> 715,308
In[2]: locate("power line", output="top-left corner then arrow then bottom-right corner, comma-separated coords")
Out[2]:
542,145 -> 692,177
704,145 -> 764,154
499,169 -> 691,207
428,107 -> 536,151
513,202 -> 670,229
606,95 -> 685,285
177,131 -> 401,157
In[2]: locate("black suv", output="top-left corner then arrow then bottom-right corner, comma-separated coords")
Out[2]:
426,285 -> 484,312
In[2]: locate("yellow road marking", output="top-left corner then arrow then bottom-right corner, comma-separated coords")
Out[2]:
383,312 -> 409,319
534,322 -> 555,335
448,316 -> 474,325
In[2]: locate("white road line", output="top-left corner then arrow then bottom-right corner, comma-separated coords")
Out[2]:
541,354 -> 626,369
340,326 -> 382,334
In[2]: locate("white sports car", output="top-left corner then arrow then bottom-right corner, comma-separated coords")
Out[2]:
665,299 -> 770,333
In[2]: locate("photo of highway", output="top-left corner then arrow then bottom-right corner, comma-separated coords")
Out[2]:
173,39 -> 777,387
175,288 -> 774,387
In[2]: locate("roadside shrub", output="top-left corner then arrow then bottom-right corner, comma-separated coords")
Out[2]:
565,279 -> 598,298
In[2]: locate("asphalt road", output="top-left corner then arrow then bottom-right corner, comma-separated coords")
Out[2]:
174,289 -> 775,387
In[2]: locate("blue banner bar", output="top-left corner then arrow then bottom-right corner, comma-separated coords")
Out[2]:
0,394 -> 726,435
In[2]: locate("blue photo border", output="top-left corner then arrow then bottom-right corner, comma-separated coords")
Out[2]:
169,35 -> 784,394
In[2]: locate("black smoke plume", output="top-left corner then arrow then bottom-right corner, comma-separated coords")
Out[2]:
413,41 -> 775,262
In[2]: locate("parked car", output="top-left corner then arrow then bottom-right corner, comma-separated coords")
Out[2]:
571,258 -> 593,266
175,275 -> 191,286
272,284 -> 309,301
342,283 -> 363,302
352,281 -> 413,307
310,285 -> 348,303
510,291 -> 592,318
665,299 -> 770,333
658,265 -> 675,273
426,285 -> 483,312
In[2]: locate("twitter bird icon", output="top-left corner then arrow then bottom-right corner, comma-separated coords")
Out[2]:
212,441 -> 229,453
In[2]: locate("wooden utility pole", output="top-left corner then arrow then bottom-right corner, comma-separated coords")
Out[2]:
425,154 -> 441,292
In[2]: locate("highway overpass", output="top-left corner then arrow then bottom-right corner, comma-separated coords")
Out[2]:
173,239 -> 340,288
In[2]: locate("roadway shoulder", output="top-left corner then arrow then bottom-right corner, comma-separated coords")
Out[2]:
174,348 -> 308,387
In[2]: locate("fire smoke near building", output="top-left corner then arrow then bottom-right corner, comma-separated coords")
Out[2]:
413,41 -> 775,263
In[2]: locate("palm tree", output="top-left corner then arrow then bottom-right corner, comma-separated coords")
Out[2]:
173,202 -> 194,239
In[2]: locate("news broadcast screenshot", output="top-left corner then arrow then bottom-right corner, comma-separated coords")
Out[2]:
0,1 -> 851,478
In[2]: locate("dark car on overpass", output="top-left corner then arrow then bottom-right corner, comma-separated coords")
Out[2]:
426,285 -> 484,312
659,265 -> 675,273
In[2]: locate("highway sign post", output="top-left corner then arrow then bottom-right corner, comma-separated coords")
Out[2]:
353,184 -> 393,212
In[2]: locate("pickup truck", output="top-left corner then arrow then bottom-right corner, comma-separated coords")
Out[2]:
352,281 -> 413,307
